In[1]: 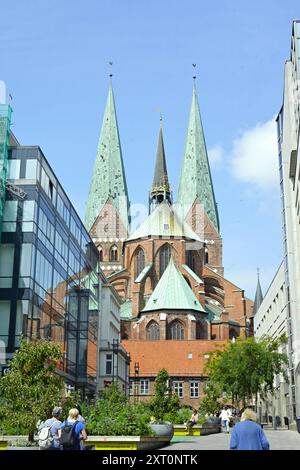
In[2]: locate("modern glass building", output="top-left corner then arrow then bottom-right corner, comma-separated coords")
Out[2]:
0,133 -> 101,397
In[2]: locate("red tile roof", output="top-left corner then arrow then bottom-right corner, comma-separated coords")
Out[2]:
122,340 -> 226,377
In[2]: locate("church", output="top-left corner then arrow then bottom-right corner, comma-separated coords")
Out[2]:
85,79 -> 254,405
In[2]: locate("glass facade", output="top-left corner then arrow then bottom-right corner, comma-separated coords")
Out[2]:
0,144 -> 100,397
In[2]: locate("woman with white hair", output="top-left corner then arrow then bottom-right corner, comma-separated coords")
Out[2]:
230,408 -> 270,450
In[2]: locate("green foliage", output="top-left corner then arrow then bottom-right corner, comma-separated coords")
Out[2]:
84,384 -> 153,437
203,335 -> 288,408
148,369 -> 180,422
0,339 -> 63,440
61,390 -> 82,421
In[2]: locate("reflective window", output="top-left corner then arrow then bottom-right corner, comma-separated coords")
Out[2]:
57,193 -> 69,226
147,321 -> 160,340
19,243 -> 35,288
159,244 -> 171,277
0,301 -> 10,347
0,244 -> 14,288
41,167 -> 56,203
2,201 -> 18,232
168,321 -> 184,340
25,159 -> 38,179
7,160 -> 20,179
38,207 -> 55,253
22,200 -> 36,232
34,250 -> 53,297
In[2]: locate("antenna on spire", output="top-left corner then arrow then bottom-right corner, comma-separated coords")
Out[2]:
159,111 -> 163,128
192,63 -> 197,81
257,267 -> 260,280
109,61 -> 113,81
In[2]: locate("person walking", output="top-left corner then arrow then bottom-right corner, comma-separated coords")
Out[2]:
220,406 -> 230,433
230,408 -> 270,450
38,406 -> 63,450
59,408 -> 87,450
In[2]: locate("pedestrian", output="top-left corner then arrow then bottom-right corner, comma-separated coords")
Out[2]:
220,406 -> 230,433
230,408 -> 270,450
59,408 -> 87,450
38,406 -> 63,450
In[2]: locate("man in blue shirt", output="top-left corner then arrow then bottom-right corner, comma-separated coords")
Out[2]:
230,409 -> 270,450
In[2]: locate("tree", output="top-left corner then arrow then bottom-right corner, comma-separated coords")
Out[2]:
203,335 -> 288,410
0,339 -> 63,441
149,369 -> 180,422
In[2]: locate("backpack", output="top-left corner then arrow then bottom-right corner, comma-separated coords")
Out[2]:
38,421 -> 55,449
60,421 -> 79,450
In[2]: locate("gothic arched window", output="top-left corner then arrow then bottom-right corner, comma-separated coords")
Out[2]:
205,247 -> 209,264
147,321 -> 160,341
168,321 -> 185,340
110,245 -> 118,262
159,244 -> 171,277
186,251 -> 195,272
135,247 -> 145,279
98,245 -> 103,262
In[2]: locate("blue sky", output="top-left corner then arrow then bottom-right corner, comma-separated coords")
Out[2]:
1,0 -> 299,298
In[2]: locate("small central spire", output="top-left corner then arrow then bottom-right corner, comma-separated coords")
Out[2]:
149,119 -> 172,213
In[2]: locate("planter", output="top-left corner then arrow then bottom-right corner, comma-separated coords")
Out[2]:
84,436 -> 171,450
149,423 -> 174,440
174,423 -> 221,437
0,440 -> 8,451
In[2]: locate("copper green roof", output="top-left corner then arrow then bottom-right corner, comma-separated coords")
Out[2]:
128,201 -> 201,241
253,273 -> 263,315
85,84 -> 129,232
142,257 -> 205,313
135,263 -> 153,283
177,83 -> 220,232
151,124 -> 171,195
182,264 -> 203,284
120,300 -> 133,320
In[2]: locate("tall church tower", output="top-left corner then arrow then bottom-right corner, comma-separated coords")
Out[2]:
177,81 -> 223,275
149,119 -> 172,213
85,81 -> 130,274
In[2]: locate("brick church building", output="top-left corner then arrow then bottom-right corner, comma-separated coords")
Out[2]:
85,79 -> 253,406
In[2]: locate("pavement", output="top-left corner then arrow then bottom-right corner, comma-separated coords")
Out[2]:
163,428 -> 300,450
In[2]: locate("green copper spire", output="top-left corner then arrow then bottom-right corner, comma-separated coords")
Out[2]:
85,83 -> 129,232
149,120 -> 172,212
142,257 -> 205,313
253,269 -> 263,316
177,83 -> 220,232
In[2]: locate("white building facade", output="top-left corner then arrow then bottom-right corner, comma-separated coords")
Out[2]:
254,263 -> 290,425
97,279 -> 130,395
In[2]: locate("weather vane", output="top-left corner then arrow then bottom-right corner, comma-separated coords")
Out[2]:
109,61 -> 113,79
192,63 -> 196,81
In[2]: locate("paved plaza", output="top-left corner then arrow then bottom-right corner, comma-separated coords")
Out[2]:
163,429 -> 300,450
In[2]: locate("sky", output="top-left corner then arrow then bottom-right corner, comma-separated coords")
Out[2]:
1,0 -> 299,299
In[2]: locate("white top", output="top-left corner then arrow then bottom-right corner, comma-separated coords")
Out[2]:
220,409 -> 230,421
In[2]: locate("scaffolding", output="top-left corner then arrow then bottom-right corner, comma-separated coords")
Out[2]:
0,105 -> 12,237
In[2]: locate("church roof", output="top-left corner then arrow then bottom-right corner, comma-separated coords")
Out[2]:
127,201 -> 201,241
151,124 -> 171,193
177,83 -> 220,232
253,274 -> 263,315
142,257 -> 205,313
85,83 -> 129,232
